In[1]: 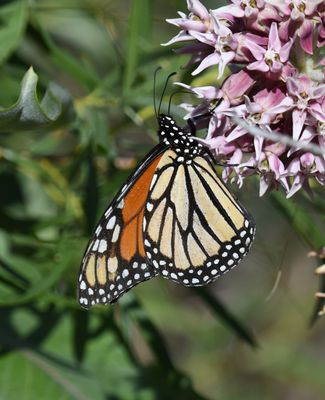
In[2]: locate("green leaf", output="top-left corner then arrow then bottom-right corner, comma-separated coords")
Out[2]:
310,274 -> 325,326
193,287 -> 258,348
0,67 -> 75,132
121,296 -> 174,369
0,350 -> 102,400
0,0 -> 28,65
271,191 -> 325,250
119,296 -> 210,400
37,26 -> 100,90
0,238 -> 77,307
271,192 -> 325,324
123,0 -> 152,94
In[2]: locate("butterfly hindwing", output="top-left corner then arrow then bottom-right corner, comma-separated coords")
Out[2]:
143,148 -> 255,286
78,113 -> 256,308
78,145 -> 166,308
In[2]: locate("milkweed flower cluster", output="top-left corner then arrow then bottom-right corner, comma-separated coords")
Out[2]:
164,0 -> 325,196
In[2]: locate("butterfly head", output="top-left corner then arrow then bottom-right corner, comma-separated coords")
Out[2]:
158,113 -> 205,160
158,114 -> 181,134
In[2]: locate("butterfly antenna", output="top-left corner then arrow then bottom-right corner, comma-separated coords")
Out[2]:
168,89 -> 193,115
153,66 -> 162,120
158,71 -> 177,116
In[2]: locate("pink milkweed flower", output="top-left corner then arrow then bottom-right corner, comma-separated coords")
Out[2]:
257,151 -> 289,196
268,0 -> 324,54
221,70 -> 256,106
162,1 -> 212,46
214,0 -> 266,19
187,0 -> 210,20
287,75 -> 325,141
190,15 -> 238,78
176,71 -> 256,141
222,88 -> 293,159
246,22 -> 293,75
164,0 -> 325,197
213,0 -> 281,34
194,70 -> 256,140
286,152 -> 325,197
167,0 -> 211,32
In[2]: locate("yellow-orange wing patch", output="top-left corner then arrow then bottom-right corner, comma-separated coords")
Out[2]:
78,147 -> 163,308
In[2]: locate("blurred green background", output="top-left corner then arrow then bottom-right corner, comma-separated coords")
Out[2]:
0,0 -> 325,399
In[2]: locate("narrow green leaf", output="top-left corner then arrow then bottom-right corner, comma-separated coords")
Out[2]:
38,25 -> 100,90
271,192 -> 325,325
0,67 -> 75,132
0,0 -> 28,65
22,350 -> 100,400
71,310 -> 89,363
83,146 -> 99,234
119,296 -> 210,400
123,0 -> 152,94
194,287 -> 258,348
271,191 -> 325,250
310,274 -> 325,326
0,238 -> 76,307
121,296 -> 174,369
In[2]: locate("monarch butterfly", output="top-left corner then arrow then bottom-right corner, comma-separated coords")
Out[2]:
78,80 -> 255,308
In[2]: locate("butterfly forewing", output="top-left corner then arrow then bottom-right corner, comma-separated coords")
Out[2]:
78,146 -> 165,308
78,113 -> 256,308
143,147 -> 255,286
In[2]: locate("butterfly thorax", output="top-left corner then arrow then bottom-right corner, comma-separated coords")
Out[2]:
158,114 -> 206,163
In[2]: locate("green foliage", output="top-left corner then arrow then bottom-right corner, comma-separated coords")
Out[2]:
0,1 -> 324,399
0,67 -> 75,131
0,0 -> 28,64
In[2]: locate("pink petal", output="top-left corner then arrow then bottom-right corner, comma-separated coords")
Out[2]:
244,95 -> 262,114
266,97 -> 294,114
222,70 -> 255,104
300,126 -> 315,142
187,0 -> 210,20
286,174 -> 304,198
309,103 -> 325,123
245,39 -> 265,60
229,148 -> 243,164
259,174 -> 272,196
300,152 -> 315,169
189,31 -> 216,46
268,154 -> 283,179
287,77 -> 299,96
299,20 -> 314,55
247,59 -> 269,72
254,135 -> 264,161
315,156 -> 325,173
226,125 -> 247,142
305,0 -> 324,15
211,13 -> 232,37
192,52 -> 220,75
270,60 -> 283,73
162,31 -> 193,46
212,4 -> 244,18
267,0 -> 290,15
311,84 -> 325,99
218,51 -> 235,79
287,157 -> 301,174
279,38 -> 293,61
166,18 -> 207,32
292,109 -> 307,141
223,104 -> 247,118
269,22 -> 281,51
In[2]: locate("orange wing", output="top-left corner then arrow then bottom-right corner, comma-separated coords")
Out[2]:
78,146 -> 164,308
